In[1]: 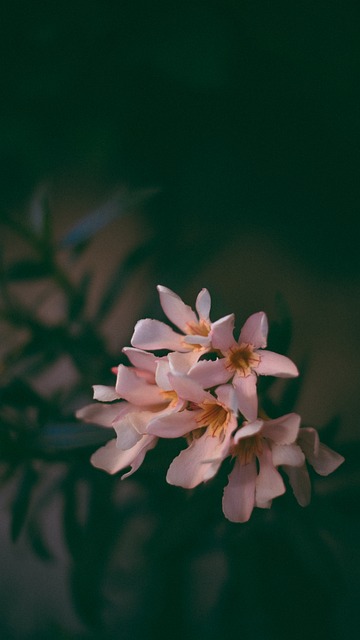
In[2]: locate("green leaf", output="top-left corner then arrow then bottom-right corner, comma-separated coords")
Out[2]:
11,464 -> 38,542
5,259 -> 51,281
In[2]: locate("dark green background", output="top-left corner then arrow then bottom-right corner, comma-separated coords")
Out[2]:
1,0 -> 359,277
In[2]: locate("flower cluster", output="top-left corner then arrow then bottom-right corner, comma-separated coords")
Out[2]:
77,286 -> 344,522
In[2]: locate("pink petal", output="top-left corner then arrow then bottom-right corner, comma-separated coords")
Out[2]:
214,384 -> 238,415
131,318 -> 187,351
298,428 -> 344,475
76,402 -> 130,427
222,458 -> 257,523
195,288 -> 211,321
312,443 -> 344,476
157,285 -> 197,331
92,385 -> 120,402
168,373 -> 210,404
256,443 -> 285,503
271,443 -> 305,467
121,435 -> 158,479
298,427 -> 319,455
256,350 -> 299,377
182,334 -> 211,347
283,464 -> 311,506
210,314 -> 236,352
233,419 -> 263,442
166,430 -> 228,488
239,311 -> 268,348
90,434 -> 157,477
233,374 -> 258,422
114,411 -> 154,449
261,412 -> 301,444
122,347 -> 157,373
115,365 -> 165,406
188,358 -> 230,388
147,410 -> 197,438
155,359 -> 172,391
168,350 -> 201,374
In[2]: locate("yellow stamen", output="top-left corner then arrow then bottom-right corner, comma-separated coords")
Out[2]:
226,343 -> 260,377
195,400 -> 230,440
186,319 -> 211,337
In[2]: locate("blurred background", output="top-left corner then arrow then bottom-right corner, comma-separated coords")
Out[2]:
0,1 -> 359,638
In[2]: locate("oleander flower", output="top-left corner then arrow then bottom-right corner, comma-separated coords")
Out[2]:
131,285 -> 220,360
222,413 -> 303,522
76,283 -> 344,525
147,375 -> 238,488
77,347 -> 186,476
282,427 -> 345,506
188,311 -> 299,421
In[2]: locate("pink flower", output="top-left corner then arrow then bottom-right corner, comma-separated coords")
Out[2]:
147,375 -> 238,489
131,285 -> 217,359
77,347 -> 185,476
282,427 -> 345,506
189,311 -> 299,421
222,413 -> 303,523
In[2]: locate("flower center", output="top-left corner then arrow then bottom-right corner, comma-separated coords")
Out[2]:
195,401 -> 230,439
185,319 -> 211,337
226,343 -> 260,377
232,433 -> 263,465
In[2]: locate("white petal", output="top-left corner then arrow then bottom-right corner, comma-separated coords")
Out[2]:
131,318 -> 187,351
157,285 -> 197,331
210,314 -> 236,352
261,412 -> 301,444
222,458 -> 257,523
195,288 -> 211,321
271,443 -> 305,467
233,374 -> 258,422
256,443 -> 285,503
256,350 -> 299,377
239,311 -> 268,348
92,385 -> 120,402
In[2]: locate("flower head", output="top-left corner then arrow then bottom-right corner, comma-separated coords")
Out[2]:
131,285 -> 219,360
76,284 -> 344,524
222,413 -> 303,522
189,311 -> 299,421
